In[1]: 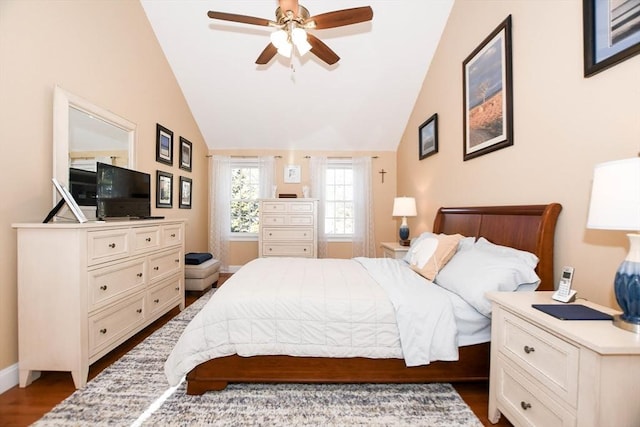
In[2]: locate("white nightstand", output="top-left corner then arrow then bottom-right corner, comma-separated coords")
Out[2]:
380,242 -> 409,259
487,291 -> 640,427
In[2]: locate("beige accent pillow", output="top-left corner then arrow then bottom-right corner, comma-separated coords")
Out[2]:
408,233 -> 463,281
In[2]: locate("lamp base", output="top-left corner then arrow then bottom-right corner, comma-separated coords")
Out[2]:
613,314 -> 640,334
399,239 -> 411,246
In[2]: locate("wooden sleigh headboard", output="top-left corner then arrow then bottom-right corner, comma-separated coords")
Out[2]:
433,203 -> 562,291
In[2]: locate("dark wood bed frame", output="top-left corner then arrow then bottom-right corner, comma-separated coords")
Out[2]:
186,203 -> 562,394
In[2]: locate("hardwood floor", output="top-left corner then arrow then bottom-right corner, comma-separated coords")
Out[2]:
0,273 -> 512,426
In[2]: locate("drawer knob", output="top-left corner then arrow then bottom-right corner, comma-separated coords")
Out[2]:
524,345 -> 535,354
100,285 -> 108,291
154,266 -> 159,271
146,237 -> 151,242
137,272 -> 143,278
108,243 -> 116,249
269,248 -> 272,251
136,308 -> 142,314
520,401 -> 532,410
170,233 -> 176,238
154,298 -> 160,303
303,248 -> 307,252
175,259 -> 179,263
269,233 -> 273,236
175,286 -> 180,291
100,328 -> 107,334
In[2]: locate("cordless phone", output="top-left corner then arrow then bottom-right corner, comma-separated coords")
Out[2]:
552,266 -> 576,303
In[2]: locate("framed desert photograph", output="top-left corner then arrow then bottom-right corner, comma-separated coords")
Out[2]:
156,170 -> 173,208
418,113 -> 438,160
583,0 -> 640,77
156,124 -> 173,166
462,15 -> 513,161
179,137 -> 193,172
179,176 -> 192,209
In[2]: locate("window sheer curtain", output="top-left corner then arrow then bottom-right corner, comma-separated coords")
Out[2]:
352,156 -> 376,257
209,155 -> 274,271
310,156 -> 375,258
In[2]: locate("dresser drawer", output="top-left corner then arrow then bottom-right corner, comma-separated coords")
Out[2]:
87,229 -> 130,265
162,224 -> 183,247
262,227 -> 314,241
262,243 -> 315,257
497,309 -> 579,406
288,202 -> 314,213
496,356 -> 576,427
132,226 -> 161,254
148,276 -> 182,317
262,202 -> 287,213
88,293 -> 146,357
148,248 -> 182,282
88,258 -> 146,311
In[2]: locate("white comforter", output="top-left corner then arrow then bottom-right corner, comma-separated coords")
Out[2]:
165,257 -> 459,386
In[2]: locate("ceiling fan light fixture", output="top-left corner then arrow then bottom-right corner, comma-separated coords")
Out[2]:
277,42 -> 293,58
270,29 -> 289,49
290,27 -> 311,56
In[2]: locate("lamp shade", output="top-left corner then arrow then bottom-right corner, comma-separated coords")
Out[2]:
392,197 -> 417,217
587,158 -> 640,231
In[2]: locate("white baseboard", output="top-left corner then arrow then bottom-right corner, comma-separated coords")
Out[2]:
0,363 -> 18,395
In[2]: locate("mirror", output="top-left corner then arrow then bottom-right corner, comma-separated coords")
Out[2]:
53,85 -> 136,209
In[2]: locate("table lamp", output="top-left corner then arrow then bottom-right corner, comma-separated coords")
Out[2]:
392,197 -> 417,245
587,157 -> 640,333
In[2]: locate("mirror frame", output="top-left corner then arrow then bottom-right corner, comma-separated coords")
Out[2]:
52,85 -> 136,205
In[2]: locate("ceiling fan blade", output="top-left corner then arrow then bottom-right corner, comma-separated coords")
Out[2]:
255,43 -> 278,65
306,6 -> 373,30
207,11 -> 274,27
307,34 -> 340,65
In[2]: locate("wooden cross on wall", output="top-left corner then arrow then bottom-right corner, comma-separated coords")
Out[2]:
379,169 -> 387,183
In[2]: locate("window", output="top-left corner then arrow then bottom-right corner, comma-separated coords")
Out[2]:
230,160 -> 259,234
325,161 -> 354,236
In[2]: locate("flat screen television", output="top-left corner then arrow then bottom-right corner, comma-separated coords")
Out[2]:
69,168 -> 97,206
96,163 -> 151,219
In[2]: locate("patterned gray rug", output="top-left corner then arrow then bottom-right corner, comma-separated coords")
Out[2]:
34,290 -> 483,426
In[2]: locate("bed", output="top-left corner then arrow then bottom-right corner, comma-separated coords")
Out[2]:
174,203 -> 562,395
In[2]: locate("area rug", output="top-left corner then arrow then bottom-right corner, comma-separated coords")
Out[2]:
34,290 -> 483,427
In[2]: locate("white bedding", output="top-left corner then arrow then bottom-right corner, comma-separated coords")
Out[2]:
164,257 -> 486,386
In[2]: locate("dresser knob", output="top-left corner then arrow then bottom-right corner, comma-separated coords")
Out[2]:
100,285 -> 108,291
269,233 -> 272,236
108,243 -> 116,248
146,237 -> 151,242
100,328 -> 107,334
175,286 -> 180,291
136,308 -> 142,314
269,248 -> 272,251
175,259 -> 179,263
520,401 -> 532,410
137,273 -> 143,277
524,345 -> 535,354
154,266 -> 159,271
303,248 -> 307,251
170,233 -> 176,238
154,298 -> 160,303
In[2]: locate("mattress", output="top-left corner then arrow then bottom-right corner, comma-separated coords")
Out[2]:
165,257 -> 488,386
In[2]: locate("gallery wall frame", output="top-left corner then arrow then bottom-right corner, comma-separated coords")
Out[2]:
179,176 -> 192,209
179,137 -> 193,172
284,165 -> 301,183
156,170 -> 173,208
583,0 -> 640,77
462,15 -> 513,161
418,113 -> 438,160
156,124 -> 173,166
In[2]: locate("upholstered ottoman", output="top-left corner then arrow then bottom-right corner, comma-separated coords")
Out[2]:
185,257 -> 221,291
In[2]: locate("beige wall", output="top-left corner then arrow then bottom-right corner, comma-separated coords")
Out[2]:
210,149 -> 398,266
0,2 -> 208,374
397,0 -> 640,308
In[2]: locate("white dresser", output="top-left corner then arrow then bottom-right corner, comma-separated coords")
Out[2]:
12,219 -> 186,389
487,291 -> 640,427
259,199 -> 318,258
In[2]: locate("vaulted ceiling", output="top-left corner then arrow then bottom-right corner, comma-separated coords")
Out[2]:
141,1 -> 453,152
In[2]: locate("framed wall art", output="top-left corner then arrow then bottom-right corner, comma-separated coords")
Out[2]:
179,137 -> 193,172
156,124 -> 173,166
583,0 -> 640,77
462,15 -> 513,161
418,113 -> 438,160
179,176 -> 192,209
156,170 -> 173,208
284,165 -> 301,183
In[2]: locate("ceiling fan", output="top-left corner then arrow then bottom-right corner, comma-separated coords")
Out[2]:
207,1 -> 373,65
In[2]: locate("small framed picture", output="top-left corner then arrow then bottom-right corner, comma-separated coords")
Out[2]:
583,0 -> 640,77
156,170 -> 173,208
284,165 -> 301,183
418,113 -> 438,160
179,137 -> 192,172
156,124 -> 173,166
179,176 -> 192,209
51,178 -> 88,223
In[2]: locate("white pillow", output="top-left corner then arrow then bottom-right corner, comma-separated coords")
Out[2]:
475,237 -> 539,268
434,242 -> 540,317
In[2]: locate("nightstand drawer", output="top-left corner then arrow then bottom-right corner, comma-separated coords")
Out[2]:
497,309 -> 579,406
496,356 -> 576,427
